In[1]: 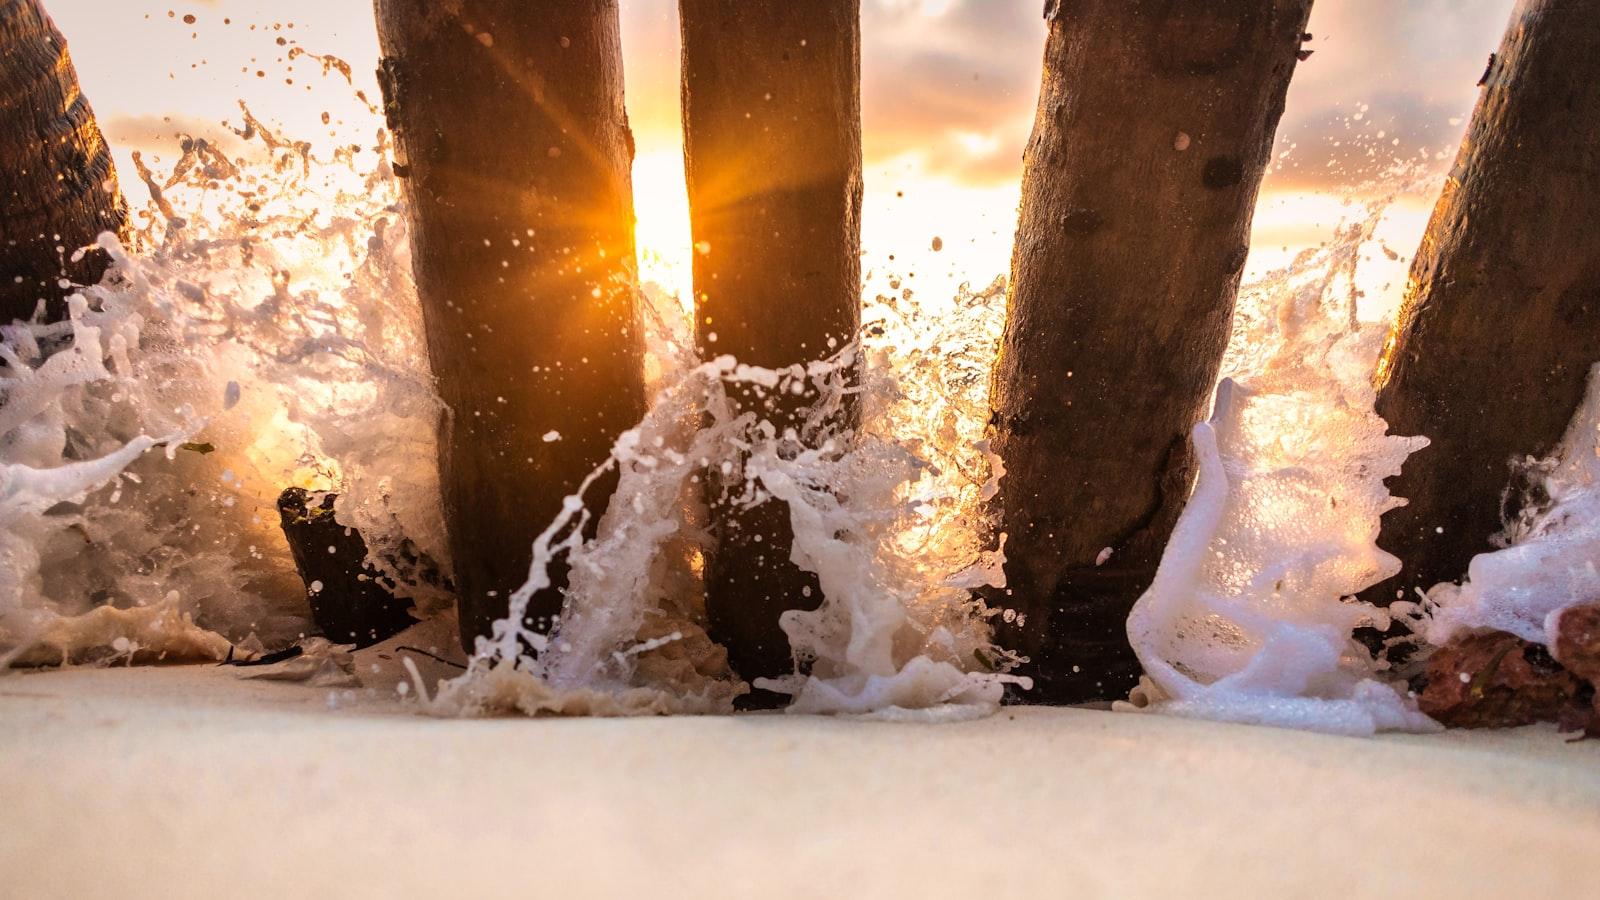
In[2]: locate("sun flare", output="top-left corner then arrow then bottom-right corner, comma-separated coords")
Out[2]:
630,149 -> 695,307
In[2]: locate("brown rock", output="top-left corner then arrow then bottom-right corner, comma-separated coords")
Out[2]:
1551,601 -> 1600,684
276,488 -> 423,649
1556,698 -> 1597,742
1418,631 -> 1584,729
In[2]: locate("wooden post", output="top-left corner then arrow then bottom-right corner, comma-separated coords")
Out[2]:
374,0 -> 646,651
678,0 -> 863,697
277,489 -> 420,648
0,0 -> 127,323
1369,0 -> 1600,605
985,0 -> 1313,703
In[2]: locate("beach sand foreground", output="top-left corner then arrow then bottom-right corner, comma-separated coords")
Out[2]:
2,665 -> 1597,898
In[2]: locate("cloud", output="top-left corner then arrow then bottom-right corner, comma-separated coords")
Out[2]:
1265,0 -> 1514,191
73,0 -> 1523,200
855,0 -> 1516,192
860,0 -> 1043,184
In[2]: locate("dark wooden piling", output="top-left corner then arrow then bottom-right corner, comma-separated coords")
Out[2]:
985,0 -> 1314,703
678,0 -> 863,697
1369,0 -> 1600,605
0,0 -> 127,323
277,489 -> 420,648
374,0 -> 646,651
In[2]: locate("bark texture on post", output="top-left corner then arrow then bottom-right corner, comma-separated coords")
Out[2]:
679,0 -> 863,693
1370,0 -> 1600,605
374,0 -> 645,651
986,0 -> 1313,703
0,0 -> 127,323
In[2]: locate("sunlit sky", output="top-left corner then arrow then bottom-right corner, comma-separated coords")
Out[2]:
49,0 -> 1516,316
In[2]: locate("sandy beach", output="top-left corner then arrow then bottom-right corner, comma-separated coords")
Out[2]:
2,664 -> 1596,899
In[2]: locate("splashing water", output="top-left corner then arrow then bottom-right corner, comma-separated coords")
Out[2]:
0,113 -> 1455,727
0,105 -> 446,666
1121,202 -> 1441,735
1,78 -> 1019,718
7,69 -> 1580,729
420,309 -> 1028,720
1422,365 -> 1600,650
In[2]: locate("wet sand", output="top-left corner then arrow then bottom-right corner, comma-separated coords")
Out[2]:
2,664 -> 1597,898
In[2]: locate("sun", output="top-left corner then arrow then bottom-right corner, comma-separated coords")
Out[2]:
631,150 -> 695,310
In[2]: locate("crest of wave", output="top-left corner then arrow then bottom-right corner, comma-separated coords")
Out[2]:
1122,203 -> 1440,735
0,108 -> 447,667
420,280 -> 1026,720
1423,364 -> 1600,649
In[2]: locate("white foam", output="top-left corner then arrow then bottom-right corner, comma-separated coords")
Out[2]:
427,338 -> 1020,718
1423,364 -> 1600,649
1,116 -> 445,666
1123,207 -> 1439,736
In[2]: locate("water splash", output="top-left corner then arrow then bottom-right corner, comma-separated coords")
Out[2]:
1121,203 -> 1440,735
422,336 -> 1025,720
1422,365 -> 1600,649
1,76 -> 1017,719
0,105 -> 445,666
3,63 -> 1541,730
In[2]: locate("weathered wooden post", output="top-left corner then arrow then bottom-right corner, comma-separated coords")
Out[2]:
0,0 -> 127,323
277,489 -> 421,648
678,0 -> 863,696
985,0 -> 1314,702
374,0 -> 646,650
1369,0 -> 1600,604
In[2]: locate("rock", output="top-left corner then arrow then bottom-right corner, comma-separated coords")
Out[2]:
1551,601 -> 1600,683
1417,631 -> 1585,728
1552,602 -> 1600,740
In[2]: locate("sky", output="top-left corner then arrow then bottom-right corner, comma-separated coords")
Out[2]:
46,0 -> 1518,312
